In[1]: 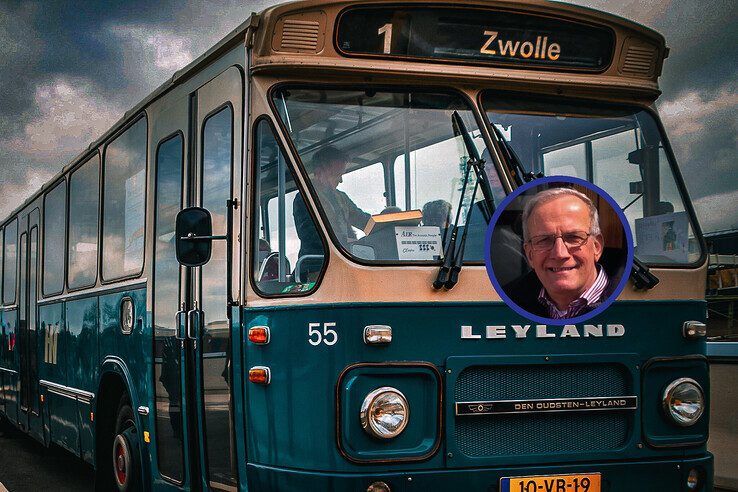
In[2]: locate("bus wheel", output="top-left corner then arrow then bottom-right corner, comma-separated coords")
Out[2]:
112,396 -> 140,492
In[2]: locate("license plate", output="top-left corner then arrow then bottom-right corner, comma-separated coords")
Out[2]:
500,473 -> 601,492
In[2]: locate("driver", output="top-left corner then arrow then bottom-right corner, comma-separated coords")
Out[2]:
293,146 -> 370,257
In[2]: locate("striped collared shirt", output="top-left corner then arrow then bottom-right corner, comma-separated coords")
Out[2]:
538,265 -> 610,319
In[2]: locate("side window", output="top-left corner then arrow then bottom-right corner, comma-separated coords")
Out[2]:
102,117 -> 147,280
337,162 -> 386,239
43,181 -> 66,296
252,119 -> 326,295
201,106 -> 232,329
543,143 -> 587,178
3,219 -> 18,305
68,155 -> 100,289
338,162 -> 386,215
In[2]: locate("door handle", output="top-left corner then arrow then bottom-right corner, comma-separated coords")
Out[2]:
186,309 -> 202,340
175,310 -> 186,340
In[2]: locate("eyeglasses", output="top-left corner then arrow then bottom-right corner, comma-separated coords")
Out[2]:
527,231 -> 591,252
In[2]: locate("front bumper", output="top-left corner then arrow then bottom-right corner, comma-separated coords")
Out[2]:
246,454 -> 713,491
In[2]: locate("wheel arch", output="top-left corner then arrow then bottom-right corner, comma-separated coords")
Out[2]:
93,356 -> 148,490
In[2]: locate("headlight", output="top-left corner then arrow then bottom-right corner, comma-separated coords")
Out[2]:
662,378 -> 705,426
360,387 -> 409,439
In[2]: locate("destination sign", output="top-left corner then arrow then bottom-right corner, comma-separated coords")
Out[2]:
336,6 -> 615,71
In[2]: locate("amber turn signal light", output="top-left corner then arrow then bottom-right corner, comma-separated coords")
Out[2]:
248,326 -> 270,345
249,366 -> 271,385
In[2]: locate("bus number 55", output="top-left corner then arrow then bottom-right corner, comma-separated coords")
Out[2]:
308,322 -> 338,346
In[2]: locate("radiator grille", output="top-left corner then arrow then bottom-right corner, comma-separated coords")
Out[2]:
620,43 -> 657,77
454,364 -> 631,457
280,19 -> 320,52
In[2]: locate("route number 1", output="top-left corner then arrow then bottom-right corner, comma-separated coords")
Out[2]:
308,322 -> 338,346
378,23 -> 393,54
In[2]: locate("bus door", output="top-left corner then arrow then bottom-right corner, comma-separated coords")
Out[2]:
187,65 -> 243,491
17,210 -> 39,436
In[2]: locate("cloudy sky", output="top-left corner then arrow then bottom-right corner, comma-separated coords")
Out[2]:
0,0 -> 735,233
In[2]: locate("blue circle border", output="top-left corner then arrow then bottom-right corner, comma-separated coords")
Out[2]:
484,175 -> 635,326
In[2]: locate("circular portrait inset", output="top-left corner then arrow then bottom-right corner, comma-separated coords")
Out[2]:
485,176 -> 634,325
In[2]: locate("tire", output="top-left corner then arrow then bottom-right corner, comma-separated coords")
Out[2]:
111,395 -> 141,492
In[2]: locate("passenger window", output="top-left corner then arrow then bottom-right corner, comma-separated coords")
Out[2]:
336,162 -> 386,239
102,117 -> 147,280
252,119 -> 325,295
3,219 -> 18,305
544,143 -> 587,178
68,155 -> 100,289
43,180 -> 66,295
338,162 -> 386,215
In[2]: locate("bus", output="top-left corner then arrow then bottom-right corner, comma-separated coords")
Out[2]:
705,233 -> 738,490
0,0 -> 712,490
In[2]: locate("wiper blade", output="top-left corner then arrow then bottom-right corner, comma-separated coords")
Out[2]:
434,158 -> 473,289
489,122 -> 542,183
445,179 -> 480,289
452,111 -> 495,222
434,112 -> 489,290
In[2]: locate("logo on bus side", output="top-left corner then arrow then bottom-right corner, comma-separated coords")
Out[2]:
44,324 -> 60,364
460,324 -> 625,339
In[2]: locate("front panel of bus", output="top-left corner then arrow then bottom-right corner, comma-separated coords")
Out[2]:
239,2 -> 712,491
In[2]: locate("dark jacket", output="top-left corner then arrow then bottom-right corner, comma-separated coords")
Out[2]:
293,186 -> 370,257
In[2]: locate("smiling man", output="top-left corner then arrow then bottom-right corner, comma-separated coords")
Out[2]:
508,187 -> 616,320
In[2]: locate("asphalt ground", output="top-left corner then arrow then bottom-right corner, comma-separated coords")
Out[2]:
0,417 -> 733,491
0,419 -> 93,492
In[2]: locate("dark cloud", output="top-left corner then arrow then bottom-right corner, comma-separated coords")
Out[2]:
0,0 -> 735,233
652,0 -> 738,97
0,3 -> 44,131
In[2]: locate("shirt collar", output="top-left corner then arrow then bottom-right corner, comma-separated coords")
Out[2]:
538,265 -> 609,319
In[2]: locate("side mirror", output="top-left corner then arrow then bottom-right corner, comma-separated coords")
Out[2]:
176,207 -> 213,267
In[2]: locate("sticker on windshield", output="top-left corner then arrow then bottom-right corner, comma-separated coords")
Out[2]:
635,211 -> 689,263
485,176 -> 634,325
395,226 -> 443,260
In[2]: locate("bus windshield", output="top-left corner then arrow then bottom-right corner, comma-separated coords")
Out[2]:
273,87 -> 504,264
483,92 -> 702,266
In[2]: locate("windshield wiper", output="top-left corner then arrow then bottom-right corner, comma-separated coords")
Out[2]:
433,112 -> 489,290
489,122 -> 542,183
434,156 -> 473,290
452,111 -> 495,221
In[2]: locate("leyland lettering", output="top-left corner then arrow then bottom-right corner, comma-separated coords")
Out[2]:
481,30 -> 561,60
460,324 -> 625,339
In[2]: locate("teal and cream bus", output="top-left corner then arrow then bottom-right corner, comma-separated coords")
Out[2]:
0,0 -> 712,490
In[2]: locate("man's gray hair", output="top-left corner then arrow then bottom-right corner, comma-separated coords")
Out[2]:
521,187 -> 601,241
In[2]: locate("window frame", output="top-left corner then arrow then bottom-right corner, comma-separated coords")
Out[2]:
268,82 -> 499,267
199,102 -> 235,306
249,115 -> 329,298
479,90 -> 708,269
66,152 -> 101,292
41,178 -> 68,298
100,113 -> 149,284
3,218 -> 18,306
151,129 -> 186,485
